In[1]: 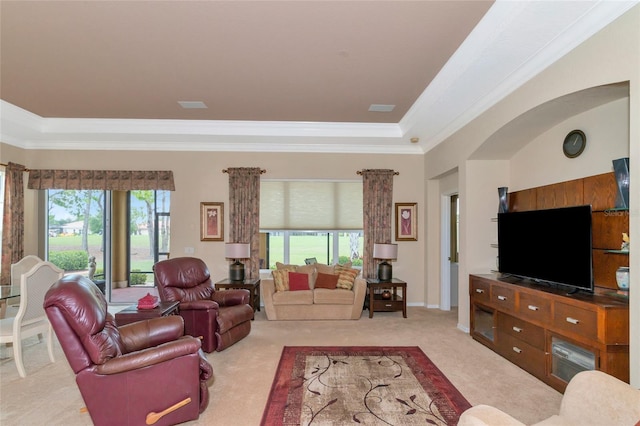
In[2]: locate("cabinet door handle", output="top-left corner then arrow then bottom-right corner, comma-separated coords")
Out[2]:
512,326 -> 522,333
475,289 -> 485,294
497,295 -> 507,301
512,347 -> 522,354
385,304 -> 392,307
566,317 -> 580,325
528,305 -> 539,311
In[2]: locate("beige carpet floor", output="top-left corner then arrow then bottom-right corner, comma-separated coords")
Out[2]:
0,307 -> 562,425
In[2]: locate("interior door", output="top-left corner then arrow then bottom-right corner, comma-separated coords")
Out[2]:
449,194 -> 459,307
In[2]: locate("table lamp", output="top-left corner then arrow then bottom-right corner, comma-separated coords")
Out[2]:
373,243 -> 398,282
225,243 -> 250,281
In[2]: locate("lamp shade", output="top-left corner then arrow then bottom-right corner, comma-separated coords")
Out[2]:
225,243 -> 250,259
373,243 -> 398,260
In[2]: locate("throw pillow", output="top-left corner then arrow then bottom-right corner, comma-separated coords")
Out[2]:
272,270 -> 290,292
315,263 -> 335,275
288,272 -> 310,291
275,262 -> 298,272
334,264 -> 357,274
335,264 -> 359,290
315,272 -> 339,289
296,264 -> 317,288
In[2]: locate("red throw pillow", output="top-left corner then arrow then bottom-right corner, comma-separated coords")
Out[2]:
288,272 -> 310,291
315,272 -> 339,289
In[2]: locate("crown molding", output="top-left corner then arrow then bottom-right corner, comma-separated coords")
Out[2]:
1,100 -> 422,154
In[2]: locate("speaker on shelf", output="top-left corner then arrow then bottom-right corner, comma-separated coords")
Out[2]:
612,157 -> 629,209
498,187 -> 509,213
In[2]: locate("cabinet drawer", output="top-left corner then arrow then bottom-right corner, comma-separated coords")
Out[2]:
470,278 -> 491,304
372,299 -> 403,312
497,333 -> 546,379
518,292 -> 551,324
498,312 -> 545,350
491,285 -> 515,311
553,302 -> 597,341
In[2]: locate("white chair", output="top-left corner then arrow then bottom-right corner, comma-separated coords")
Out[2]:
0,255 -> 43,319
10,255 -> 43,286
0,260 -> 63,377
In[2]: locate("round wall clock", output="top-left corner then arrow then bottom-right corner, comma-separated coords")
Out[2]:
563,130 -> 586,158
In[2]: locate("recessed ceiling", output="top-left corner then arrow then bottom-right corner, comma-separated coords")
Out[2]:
0,1 -> 636,154
0,1 -> 491,123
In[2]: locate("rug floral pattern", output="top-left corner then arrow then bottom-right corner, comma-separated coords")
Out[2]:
262,346 -> 470,426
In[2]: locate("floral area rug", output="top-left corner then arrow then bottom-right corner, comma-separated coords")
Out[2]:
261,346 -> 471,425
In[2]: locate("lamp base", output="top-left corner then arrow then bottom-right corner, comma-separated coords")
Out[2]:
229,261 -> 245,282
378,261 -> 392,282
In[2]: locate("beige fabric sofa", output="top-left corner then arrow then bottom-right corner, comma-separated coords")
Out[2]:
262,262 -> 366,320
458,370 -> 640,426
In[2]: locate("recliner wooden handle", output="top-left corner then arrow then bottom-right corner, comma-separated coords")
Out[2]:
146,397 -> 191,425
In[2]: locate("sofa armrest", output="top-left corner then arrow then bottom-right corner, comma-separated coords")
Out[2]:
458,405 -> 526,426
95,336 -> 202,375
212,288 -> 250,306
180,300 -> 219,310
559,370 -> 640,425
261,277 -> 277,320
118,316 -> 185,352
350,277 -> 367,319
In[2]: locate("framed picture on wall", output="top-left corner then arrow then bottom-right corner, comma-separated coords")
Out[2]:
395,202 -> 417,241
200,202 -> 224,241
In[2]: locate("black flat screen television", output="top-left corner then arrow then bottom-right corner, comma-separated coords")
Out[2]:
498,205 -> 593,293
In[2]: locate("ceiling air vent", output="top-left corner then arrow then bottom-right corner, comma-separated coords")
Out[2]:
368,104 -> 395,112
178,101 -> 208,109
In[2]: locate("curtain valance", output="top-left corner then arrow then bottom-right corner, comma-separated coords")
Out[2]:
27,169 -> 175,191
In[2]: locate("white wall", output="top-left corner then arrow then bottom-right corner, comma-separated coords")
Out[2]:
510,98 -> 629,190
0,147 -> 428,306
424,5 -> 639,385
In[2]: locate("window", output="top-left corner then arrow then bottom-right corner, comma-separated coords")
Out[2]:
128,190 -> 171,287
46,189 -> 170,303
260,230 -> 363,269
47,189 -> 106,281
260,181 -> 363,268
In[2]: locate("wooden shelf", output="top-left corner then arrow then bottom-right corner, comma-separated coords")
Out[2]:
507,172 -> 629,290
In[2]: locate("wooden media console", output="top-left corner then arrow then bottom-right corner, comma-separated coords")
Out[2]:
470,273 -> 629,392
471,171 -> 630,392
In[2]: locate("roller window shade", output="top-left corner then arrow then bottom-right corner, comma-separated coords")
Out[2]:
260,181 -> 363,230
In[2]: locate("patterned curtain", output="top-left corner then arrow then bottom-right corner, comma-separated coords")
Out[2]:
227,167 -> 262,279
27,169 -> 175,190
362,169 -> 395,279
1,163 -> 27,285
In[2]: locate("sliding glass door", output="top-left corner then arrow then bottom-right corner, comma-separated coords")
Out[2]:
46,189 -> 169,303
47,189 -> 107,288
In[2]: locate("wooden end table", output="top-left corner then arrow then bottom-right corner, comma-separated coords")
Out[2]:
215,278 -> 261,317
115,301 -> 180,326
366,278 -> 407,318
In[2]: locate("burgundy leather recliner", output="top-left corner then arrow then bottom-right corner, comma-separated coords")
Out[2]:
44,275 -> 213,426
154,257 -> 253,352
